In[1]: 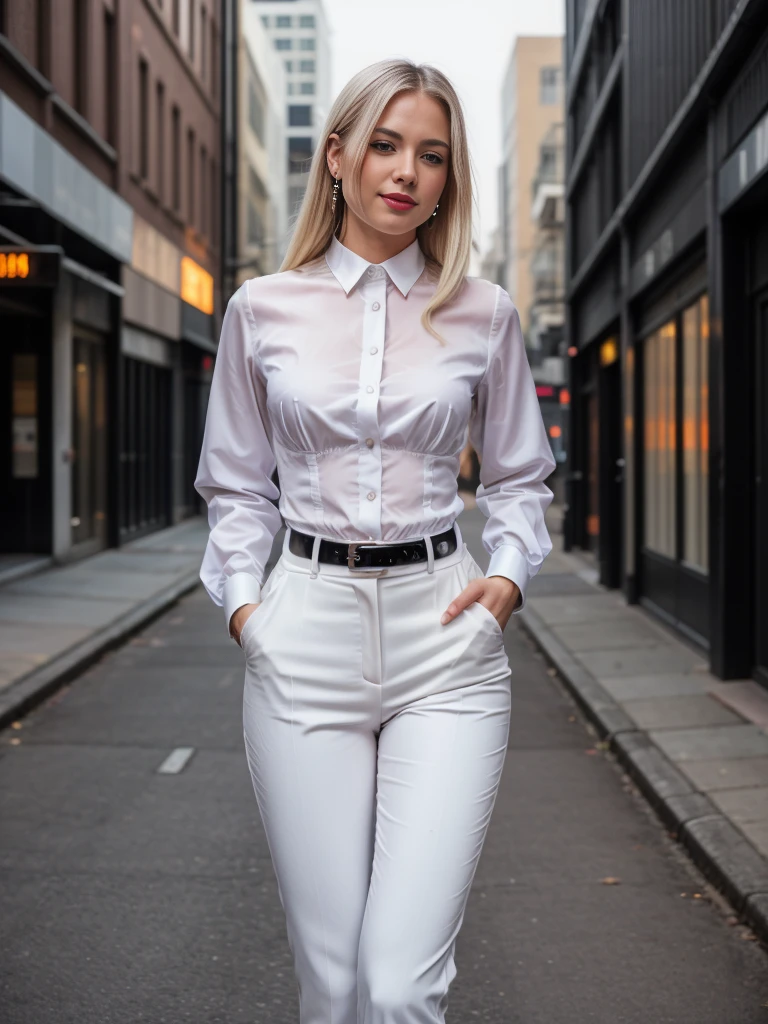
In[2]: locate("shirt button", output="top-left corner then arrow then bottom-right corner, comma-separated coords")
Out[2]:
367,491 -> 376,500
372,301 -> 380,311
366,385 -> 374,393
365,438 -> 374,447
370,346 -> 378,354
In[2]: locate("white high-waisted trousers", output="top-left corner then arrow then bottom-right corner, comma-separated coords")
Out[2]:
241,522 -> 512,1024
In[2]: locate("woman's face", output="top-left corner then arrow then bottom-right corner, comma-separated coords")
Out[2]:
328,90 -> 451,241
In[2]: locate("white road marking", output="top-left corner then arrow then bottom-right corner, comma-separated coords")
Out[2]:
156,747 -> 196,774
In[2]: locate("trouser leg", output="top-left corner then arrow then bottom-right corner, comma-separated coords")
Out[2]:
356,546 -> 513,1023
356,675 -> 511,1024
241,563 -> 379,1024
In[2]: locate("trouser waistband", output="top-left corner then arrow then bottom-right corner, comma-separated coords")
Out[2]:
281,522 -> 465,580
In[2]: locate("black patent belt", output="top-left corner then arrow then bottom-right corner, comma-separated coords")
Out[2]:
288,524 -> 459,570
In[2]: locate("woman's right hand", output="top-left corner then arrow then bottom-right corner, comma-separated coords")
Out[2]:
230,602 -> 262,648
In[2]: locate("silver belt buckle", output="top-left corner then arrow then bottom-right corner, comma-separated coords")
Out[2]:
347,541 -> 390,576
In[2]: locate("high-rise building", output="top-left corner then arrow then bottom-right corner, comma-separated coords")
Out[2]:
238,3 -> 288,283
499,36 -> 564,338
249,0 -> 331,234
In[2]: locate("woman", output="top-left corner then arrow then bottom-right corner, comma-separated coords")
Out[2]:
195,58 -> 555,1024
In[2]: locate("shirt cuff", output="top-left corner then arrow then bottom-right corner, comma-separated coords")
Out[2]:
485,544 -> 530,613
223,572 -> 262,636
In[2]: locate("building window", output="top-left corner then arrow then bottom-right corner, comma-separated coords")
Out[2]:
187,127 -> 195,225
643,320 -> 676,559
287,82 -> 295,96
540,66 -> 561,105
284,60 -> 293,72
299,81 -> 315,95
188,0 -> 195,60
642,296 -> 710,574
248,201 -> 264,246
299,59 -> 315,73
299,37 -> 315,51
103,7 -> 115,144
260,15 -> 269,28
288,136 -> 313,174
276,14 -> 291,27
156,82 -> 165,200
200,145 -> 207,238
171,105 -> 181,211
275,38 -> 292,50
289,104 -> 312,126
74,0 -> 88,114
138,58 -> 150,179
200,5 -> 207,82
248,76 -> 264,142
682,294 -> 709,573
299,14 -> 315,28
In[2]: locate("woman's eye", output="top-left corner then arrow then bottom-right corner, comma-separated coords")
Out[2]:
370,142 -> 443,165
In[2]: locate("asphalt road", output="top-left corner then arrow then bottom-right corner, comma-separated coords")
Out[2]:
1,533 -> 767,1023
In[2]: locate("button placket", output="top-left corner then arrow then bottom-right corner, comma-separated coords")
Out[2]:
356,271 -> 387,536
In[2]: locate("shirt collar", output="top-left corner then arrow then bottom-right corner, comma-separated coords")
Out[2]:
325,234 -> 425,298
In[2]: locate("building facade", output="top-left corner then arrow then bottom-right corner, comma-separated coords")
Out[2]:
237,2 -> 287,285
499,35 -> 564,337
0,0 -> 222,568
564,0 -> 768,684
250,0 -> 331,233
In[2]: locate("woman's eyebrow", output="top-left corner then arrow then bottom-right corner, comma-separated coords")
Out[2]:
373,126 -> 450,150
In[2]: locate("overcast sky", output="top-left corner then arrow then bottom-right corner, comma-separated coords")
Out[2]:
323,0 -> 565,267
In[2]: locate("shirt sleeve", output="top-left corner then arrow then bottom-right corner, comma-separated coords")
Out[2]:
467,284 -> 557,612
194,281 -> 282,636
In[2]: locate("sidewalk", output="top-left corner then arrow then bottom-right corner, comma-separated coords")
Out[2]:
0,518 -> 210,729
517,505 -> 768,943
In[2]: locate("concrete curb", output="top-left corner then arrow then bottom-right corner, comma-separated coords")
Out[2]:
0,569 -> 202,732
517,602 -> 768,946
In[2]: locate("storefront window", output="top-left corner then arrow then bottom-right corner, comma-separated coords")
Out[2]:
682,295 -> 709,573
644,320 -> 676,558
12,354 -> 38,479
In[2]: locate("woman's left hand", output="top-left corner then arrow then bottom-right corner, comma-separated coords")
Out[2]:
440,575 -> 521,632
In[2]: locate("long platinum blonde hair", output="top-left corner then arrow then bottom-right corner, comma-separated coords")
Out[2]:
279,58 -> 477,346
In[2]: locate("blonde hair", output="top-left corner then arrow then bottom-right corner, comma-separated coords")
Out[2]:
279,58 -> 477,346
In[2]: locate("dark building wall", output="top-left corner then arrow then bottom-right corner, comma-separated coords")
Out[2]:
565,0 -> 768,681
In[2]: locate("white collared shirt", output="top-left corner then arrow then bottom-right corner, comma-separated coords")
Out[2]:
194,234 -> 556,632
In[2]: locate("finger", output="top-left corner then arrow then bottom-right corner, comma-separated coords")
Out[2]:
440,584 -> 483,625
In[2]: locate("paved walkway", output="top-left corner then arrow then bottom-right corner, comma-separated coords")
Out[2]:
0,518 -> 209,728
519,506 -> 768,943
1,506 -> 766,1022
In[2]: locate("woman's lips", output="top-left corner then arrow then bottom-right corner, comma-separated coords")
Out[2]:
380,195 -> 416,211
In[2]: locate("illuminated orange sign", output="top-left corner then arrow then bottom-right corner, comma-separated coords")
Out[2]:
0,247 -> 60,287
600,337 -> 619,366
180,256 -> 214,315
0,252 -> 30,279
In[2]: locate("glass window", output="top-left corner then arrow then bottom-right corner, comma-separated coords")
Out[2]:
260,15 -> 269,28
248,77 -> 264,141
284,60 -> 293,72
299,59 -> 315,73
12,354 -> 38,479
644,320 -> 676,559
288,137 -> 313,174
288,104 -> 312,127
276,14 -> 291,27
299,37 -> 315,50
682,295 -> 709,573
299,14 -> 315,27
540,66 -> 561,105
275,38 -> 292,50
299,81 -> 315,95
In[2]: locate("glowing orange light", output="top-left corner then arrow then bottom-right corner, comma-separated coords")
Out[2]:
559,388 -> 570,406
549,425 -> 562,438
567,345 -> 578,357
0,252 -> 30,279
181,256 -> 214,315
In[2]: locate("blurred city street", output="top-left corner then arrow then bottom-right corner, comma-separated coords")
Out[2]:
0,506 -> 767,1023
